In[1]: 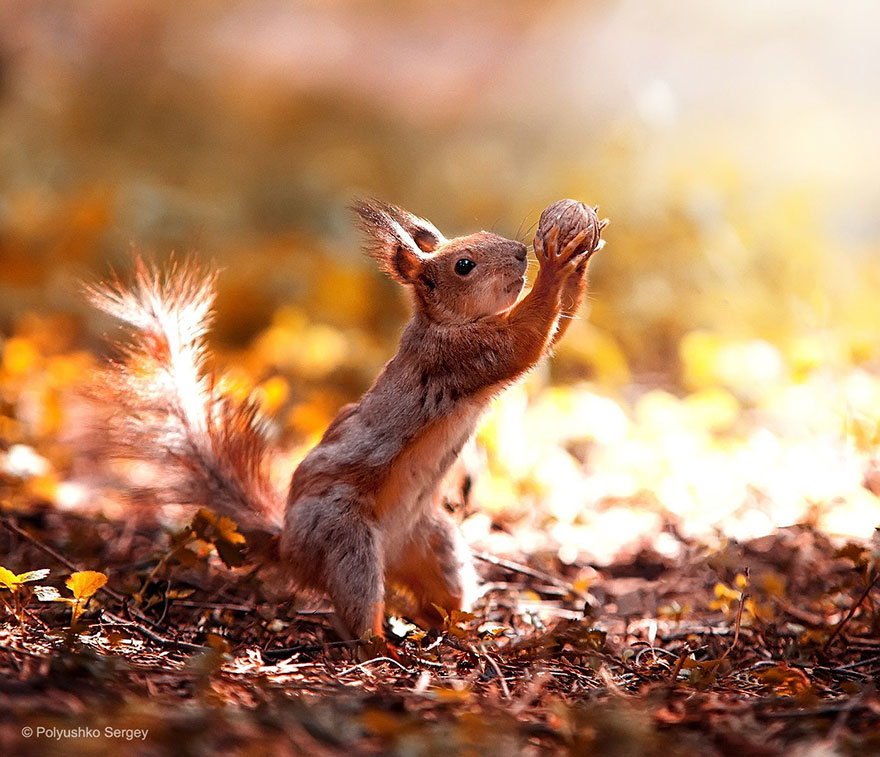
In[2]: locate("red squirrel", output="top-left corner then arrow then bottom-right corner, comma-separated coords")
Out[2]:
88,199 -> 605,639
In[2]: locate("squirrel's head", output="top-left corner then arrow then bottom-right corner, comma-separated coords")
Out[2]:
354,199 -> 528,323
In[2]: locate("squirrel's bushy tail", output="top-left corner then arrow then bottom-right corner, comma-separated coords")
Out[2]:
87,258 -> 284,542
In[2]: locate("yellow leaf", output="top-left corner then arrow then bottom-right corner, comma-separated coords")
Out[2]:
65,570 -> 108,600
679,330 -> 722,391
27,474 -> 59,504
192,508 -> 217,531
478,623 -> 509,638
216,516 -> 246,545
756,665 -> 811,696
0,566 -> 50,591
0,567 -> 19,590
449,610 -> 477,625
713,582 -> 740,601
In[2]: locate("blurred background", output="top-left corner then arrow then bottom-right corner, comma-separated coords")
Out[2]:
2,0 -> 880,563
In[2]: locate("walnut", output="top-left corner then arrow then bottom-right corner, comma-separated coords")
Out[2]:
536,199 -> 607,257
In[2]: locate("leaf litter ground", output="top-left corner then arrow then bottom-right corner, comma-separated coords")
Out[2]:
2,503 -> 880,756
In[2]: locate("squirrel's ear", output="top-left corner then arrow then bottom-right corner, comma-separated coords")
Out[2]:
376,201 -> 446,253
352,199 -> 431,284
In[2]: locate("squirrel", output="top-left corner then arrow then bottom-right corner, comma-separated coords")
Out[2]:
88,199 -> 604,640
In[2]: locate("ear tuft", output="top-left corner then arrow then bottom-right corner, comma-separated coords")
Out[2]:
352,199 -> 437,284
367,199 -> 446,253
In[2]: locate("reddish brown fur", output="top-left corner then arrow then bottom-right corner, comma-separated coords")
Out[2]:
90,200 -> 604,642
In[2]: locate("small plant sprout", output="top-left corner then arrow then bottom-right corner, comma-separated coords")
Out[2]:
34,570 -> 108,627
0,566 -> 50,625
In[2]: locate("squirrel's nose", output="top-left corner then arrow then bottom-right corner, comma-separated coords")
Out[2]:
513,243 -> 527,262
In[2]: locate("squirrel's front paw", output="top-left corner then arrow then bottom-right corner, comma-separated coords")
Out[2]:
535,225 -> 591,278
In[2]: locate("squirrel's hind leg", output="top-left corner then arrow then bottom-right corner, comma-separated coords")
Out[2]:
283,493 -> 385,639
325,519 -> 385,639
386,508 -> 478,629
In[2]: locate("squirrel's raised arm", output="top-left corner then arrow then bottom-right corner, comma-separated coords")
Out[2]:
391,199 -> 606,400
411,225 -> 599,400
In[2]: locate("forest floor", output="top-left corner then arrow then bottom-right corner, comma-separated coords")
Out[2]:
2,501 -> 879,756
2,274 -> 880,756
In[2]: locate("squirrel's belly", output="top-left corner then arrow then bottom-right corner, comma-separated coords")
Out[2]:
374,402 -> 482,538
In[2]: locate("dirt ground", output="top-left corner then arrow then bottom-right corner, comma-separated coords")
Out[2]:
2,502 -> 879,756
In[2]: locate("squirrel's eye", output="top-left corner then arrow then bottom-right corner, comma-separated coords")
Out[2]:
454,258 -> 476,276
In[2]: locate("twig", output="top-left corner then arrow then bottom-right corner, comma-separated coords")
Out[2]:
0,642 -> 51,660
1,516 -> 80,572
481,581 -> 570,598
474,552 -> 578,595
704,592 -> 748,685
101,610 -> 206,653
667,650 -> 688,683
468,642 -> 511,699
336,656 -> 413,677
666,642 -> 692,685
822,572 -> 879,654
261,639 -> 365,660
840,639 -> 880,650
834,654 -> 880,672
723,592 -> 747,660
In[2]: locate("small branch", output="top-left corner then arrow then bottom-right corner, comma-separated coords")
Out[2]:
474,552 -> 578,595
704,592 -> 748,685
468,642 -> 511,699
666,641 -> 692,686
101,610 -> 206,653
261,639 -> 365,660
723,592 -> 747,661
336,656 -> 413,677
822,572 -> 879,654
1,516 -> 79,572
834,654 -> 880,672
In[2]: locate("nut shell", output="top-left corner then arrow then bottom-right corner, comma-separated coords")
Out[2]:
536,199 -> 606,256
